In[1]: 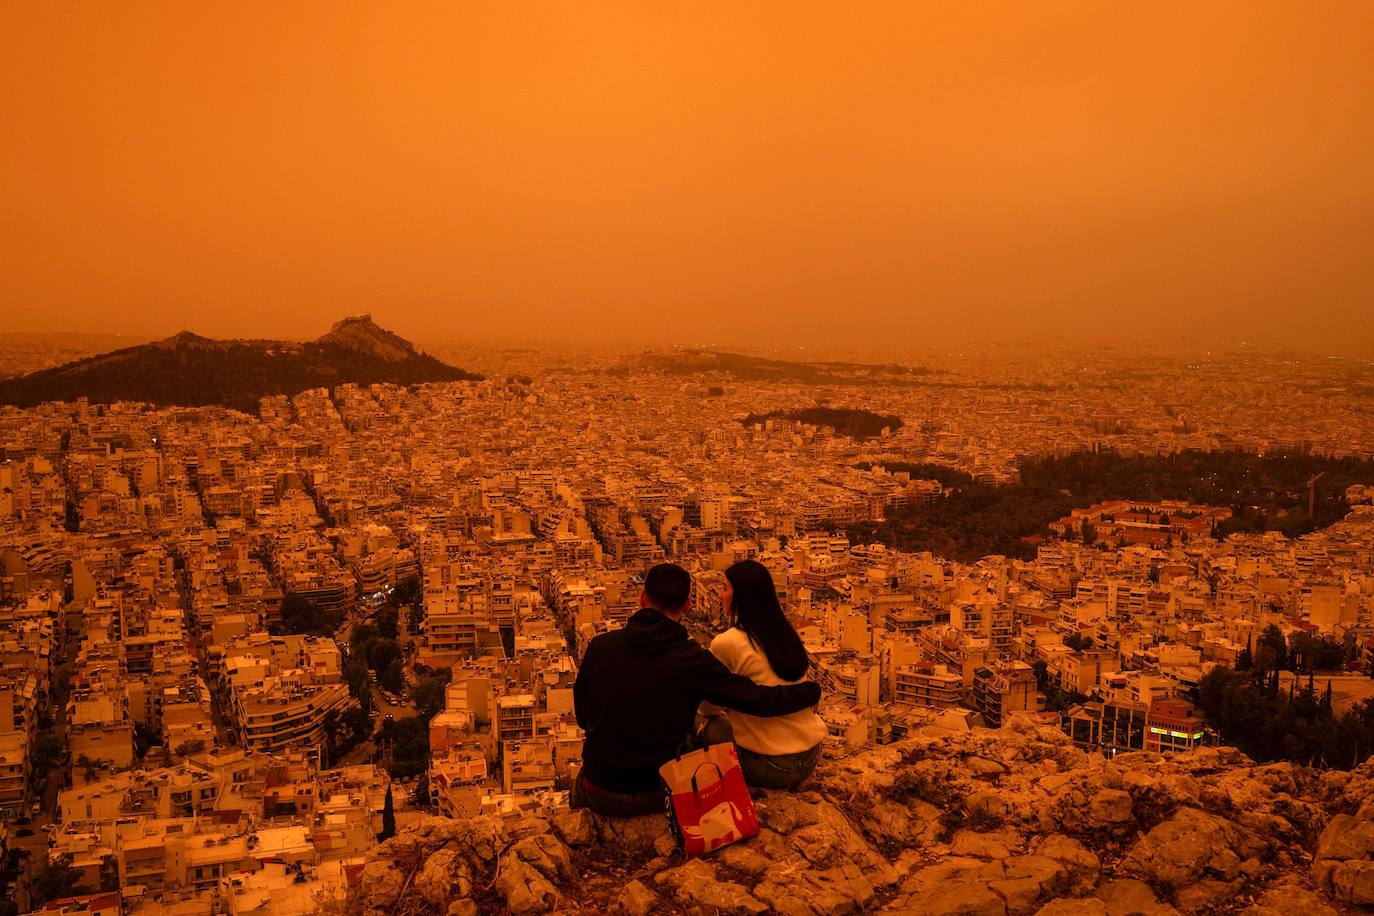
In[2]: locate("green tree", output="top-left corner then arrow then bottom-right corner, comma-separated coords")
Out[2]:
350,623 -> 380,651
32,854 -> 92,905
393,575 -> 421,608
31,733 -> 63,773
377,715 -> 430,778
410,674 -> 448,720
75,754 -> 103,781
344,657 -> 373,711
380,784 -> 396,840
173,739 -> 206,758
274,594 -> 343,637
376,606 -> 400,640
1257,625 -> 1288,674
380,658 -> 405,693
1236,635 -> 1253,671
367,638 -> 402,674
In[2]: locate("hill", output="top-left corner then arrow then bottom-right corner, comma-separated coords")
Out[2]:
0,315 -> 481,411
852,450 -> 1374,563
617,348 -> 938,385
345,719 -> 1365,914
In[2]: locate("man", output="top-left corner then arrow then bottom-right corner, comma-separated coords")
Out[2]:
572,562 -> 822,816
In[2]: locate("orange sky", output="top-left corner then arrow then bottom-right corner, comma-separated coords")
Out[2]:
3,2 -> 1372,348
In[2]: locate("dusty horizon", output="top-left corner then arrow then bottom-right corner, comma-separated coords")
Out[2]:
4,2 -> 1372,349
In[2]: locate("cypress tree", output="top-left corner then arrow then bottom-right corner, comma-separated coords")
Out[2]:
380,784 -> 396,840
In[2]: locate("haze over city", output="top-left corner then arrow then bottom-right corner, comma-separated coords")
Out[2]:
4,2 -> 1373,348
7,5 -> 1374,916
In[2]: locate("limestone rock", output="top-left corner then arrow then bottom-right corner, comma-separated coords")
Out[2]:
494,833 -> 574,914
1119,807 -> 1258,890
968,789 -> 1009,821
346,722 -> 1344,916
356,859 -> 404,910
967,756 -> 1009,777
614,879 -> 659,916
1173,877 -> 1236,911
1241,878 -> 1337,915
1329,859 -> 1374,906
1035,900 -> 1108,916
413,847 -> 472,906
952,827 -> 1024,859
1088,788 -> 1133,825
1094,878 -> 1178,916
1315,813 -> 1374,862
655,858 -> 769,914
551,807 -> 597,846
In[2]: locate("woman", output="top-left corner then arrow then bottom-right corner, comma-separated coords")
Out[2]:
699,560 -> 827,789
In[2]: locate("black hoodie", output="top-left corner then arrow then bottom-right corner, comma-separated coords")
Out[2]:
573,607 -> 823,793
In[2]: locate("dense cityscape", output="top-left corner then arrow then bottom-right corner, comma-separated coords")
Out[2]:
2,326 -> 1373,913
6,2 -> 1374,912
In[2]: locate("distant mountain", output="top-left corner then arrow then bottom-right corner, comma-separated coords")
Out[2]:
0,315 -> 482,411
616,348 -> 938,385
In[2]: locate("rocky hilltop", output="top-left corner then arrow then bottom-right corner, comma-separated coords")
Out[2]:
0,315 -> 480,411
346,719 -> 1374,915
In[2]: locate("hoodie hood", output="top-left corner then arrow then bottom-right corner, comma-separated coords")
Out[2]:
622,607 -> 689,657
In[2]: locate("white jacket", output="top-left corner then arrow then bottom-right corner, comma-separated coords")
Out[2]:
704,627 -> 827,755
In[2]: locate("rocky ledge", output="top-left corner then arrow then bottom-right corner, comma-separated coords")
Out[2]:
346,718 -> 1374,914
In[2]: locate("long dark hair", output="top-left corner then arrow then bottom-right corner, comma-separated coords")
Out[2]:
726,560 -> 809,682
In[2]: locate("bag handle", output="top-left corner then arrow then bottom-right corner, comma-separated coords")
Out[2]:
690,762 -> 725,800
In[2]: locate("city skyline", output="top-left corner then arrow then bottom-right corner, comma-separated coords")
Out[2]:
5,4 -> 1374,914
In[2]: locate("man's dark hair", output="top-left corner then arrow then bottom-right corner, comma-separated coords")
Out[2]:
644,563 -> 692,612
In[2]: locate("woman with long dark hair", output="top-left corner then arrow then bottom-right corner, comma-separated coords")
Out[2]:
699,560 -> 826,788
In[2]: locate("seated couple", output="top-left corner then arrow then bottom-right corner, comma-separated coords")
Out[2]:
572,561 -> 827,817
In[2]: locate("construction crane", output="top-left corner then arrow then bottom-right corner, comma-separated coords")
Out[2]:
1308,472 -> 1326,519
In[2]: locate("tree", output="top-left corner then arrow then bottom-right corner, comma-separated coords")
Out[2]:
1237,635 -> 1253,672
410,674 -> 448,720
367,638 -> 402,673
377,606 -> 400,641
1064,632 -> 1094,652
274,594 -> 343,637
32,854 -> 91,905
1257,625 -> 1288,674
377,715 -> 430,778
344,657 -> 373,710
350,623 -> 380,651
173,739 -> 206,758
380,784 -> 396,840
75,754 -> 103,781
380,658 -> 405,693
31,733 -> 63,774
393,575 -> 421,608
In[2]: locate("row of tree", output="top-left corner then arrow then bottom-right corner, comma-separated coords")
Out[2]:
1193,666 -> 1374,768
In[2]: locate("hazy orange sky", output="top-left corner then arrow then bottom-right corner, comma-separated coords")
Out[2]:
3,2 -> 1372,348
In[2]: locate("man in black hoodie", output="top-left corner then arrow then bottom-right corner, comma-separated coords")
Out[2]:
571,562 -> 822,816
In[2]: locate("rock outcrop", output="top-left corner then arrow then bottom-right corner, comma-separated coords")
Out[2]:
347,719 -> 1373,914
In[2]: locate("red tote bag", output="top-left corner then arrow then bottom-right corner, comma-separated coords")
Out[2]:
659,742 -> 759,857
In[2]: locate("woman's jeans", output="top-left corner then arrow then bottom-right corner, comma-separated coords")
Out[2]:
699,715 -> 822,790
